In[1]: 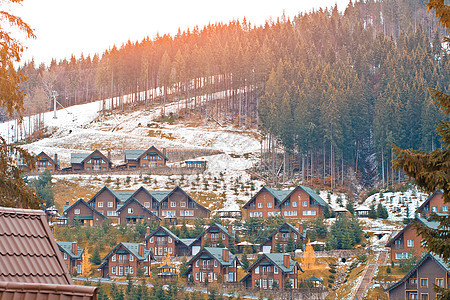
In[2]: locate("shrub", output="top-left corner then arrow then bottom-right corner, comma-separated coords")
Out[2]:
386,267 -> 391,274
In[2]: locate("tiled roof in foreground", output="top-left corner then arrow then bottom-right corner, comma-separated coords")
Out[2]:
0,206 -> 97,299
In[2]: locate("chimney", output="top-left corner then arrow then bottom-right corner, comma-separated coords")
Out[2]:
222,248 -> 229,263
284,253 -> 290,269
163,148 -> 167,159
54,154 -> 58,167
72,242 -> 78,256
66,201 -> 70,206
146,226 -> 151,238
298,223 -> 304,237
228,224 -> 233,236
107,151 -> 111,161
139,243 -> 145,257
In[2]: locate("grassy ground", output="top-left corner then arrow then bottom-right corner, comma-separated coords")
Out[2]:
364,286 -> 388,299
53,178 -> 100,211
374,265 -> 407,282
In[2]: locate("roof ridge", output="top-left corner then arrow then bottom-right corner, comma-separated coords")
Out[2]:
0,232 -> 48,238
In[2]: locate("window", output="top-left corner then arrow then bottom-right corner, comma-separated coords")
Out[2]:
274,266 -> 278,274
255,266 -> 259,274
420,278 -> 428,287
74,209 -> 80,215
144,202 -> 150,208
436,278 -> 444,287
443,206 -> 448,212
195,273 -> 199,280
130,267 -> 134,274
395,252 -> 410,260
258,203 -> 263,208
98,202 -> 103,207
168,237 -> 172,243
162,211 -> 175,217
407,293 -> 418,300
222,233 -> 226,240
195,260 -> 199,267
149,237 -> 154,243
125,266 -> 129,275
168,247 -> 173,254
108,202 -> 113,208
112,255 -> 116,261
292,201 -> 297,207
262,279 -> 267,289
180,202 -> 186,207
421,294 -> 429,300
144,266 -> 148,275
432,206 -> 438,212
407,239 -> 414,247
171,202 -> 176,207
229,272 -> 233,282
118,266 -> 123,275
112,266 -> 116,274
284,211 -> 297,216
268,211 -> 280,216
214,260 -> 218,267
302,210 -> 317,216
130,255 -> 134,261
181,210 -> 193,216
250,212 -> 263,217
128,208 -> 133,214
86,167 -> 90,171
64,253 -> 67,260
267,202 -> 272,208
107,211 -> 117,216
302,201 -> 308,207
77,264 -> 81,274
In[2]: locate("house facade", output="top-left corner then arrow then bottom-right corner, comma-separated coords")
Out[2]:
125,146 -> 168,169
144,226 -> 194,257
183,247 -> 240,284
243,186 -> 326,219
386,217 -> 439,262
117,198 -> 161,225
190,223 -> 234,255
260,223 -> 304,253
35,151 -> 59,172
63,199 -> 106,226
87,186 -> 133,221
417,190 -> 448,216
241,253 -> 303,290
56,241 -> 83,275
386,253 -> 450,300
99,242 -> 154,278
71,150 -> 112,172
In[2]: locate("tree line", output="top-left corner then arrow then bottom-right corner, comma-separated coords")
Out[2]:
16,0 -> 449,189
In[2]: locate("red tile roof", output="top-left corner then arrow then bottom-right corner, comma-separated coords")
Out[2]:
0,206 -> 97,299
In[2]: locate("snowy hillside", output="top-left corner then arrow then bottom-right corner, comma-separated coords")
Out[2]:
0,96 -> 264,211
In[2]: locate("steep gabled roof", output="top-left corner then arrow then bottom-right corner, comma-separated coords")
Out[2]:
157,186 -> 210,212
264,222 -> 304,242
36,151 -> 58,166
190,223 -> 233,245
386,253 -> 450,292
417,190 -> 444,212
116,197 -> 161,221
87,186 -> 134,205
246,253 -> 303,274
242,186 -> 292,209
63,198 -> 106,219
56,241 -> 84,259
70,150 -> 111,165
149,190 -> 172,202
386,216 -> 440,247
277,185 -> 327,207
183,247 -> 239,275
125,146 -> 168,161
144,226 -> 186,245
99,242 -> 154,269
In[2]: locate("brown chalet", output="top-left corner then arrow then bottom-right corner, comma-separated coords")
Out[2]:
117,197 -> 160,225
144,226 -> 195,257
70,149 -> 112,172
183,247 -> 240,284
417,190 -> 448,217
63,198 -> 106,226
386,253 -> 450,300
241,253 -> 303,290
0,206 -> 97,299
99,242 -> 155,278
260,223 -> 305,253
386,216 -> 439,263
56,241 -> 84,275
243,186 -> 326,219
35,151 -> 59,172
131,186 -> 210,220
87,186 -> 134,222
190,223 -> 235,256
125,146 -> 168,169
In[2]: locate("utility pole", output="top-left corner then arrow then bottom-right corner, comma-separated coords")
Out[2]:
52,90 -> 58,119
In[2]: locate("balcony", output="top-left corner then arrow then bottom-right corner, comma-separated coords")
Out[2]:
156,241 -> 167,246
116,260 -> 129,264
200,265 -> 214,271
392,244 -> 404,250
261,272 -> 274,277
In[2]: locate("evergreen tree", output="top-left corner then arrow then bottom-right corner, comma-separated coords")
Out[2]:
368,204 -> 377,219
346,202 -> 355,215
91,247 -> 101,265
241,253 -> 249,270
324,205 -> 332,219
393,2 -> 450,298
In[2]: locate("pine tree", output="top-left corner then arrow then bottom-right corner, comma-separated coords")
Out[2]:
368,204 -> 377,219
91,247 -> 101,265
392,2 -> 450,298
241,253 -> 249,270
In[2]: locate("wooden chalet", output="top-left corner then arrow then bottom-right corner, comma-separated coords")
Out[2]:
0,206 -> 97,299
243,186 -> 327,219
35,151 -> 59,172
386,216 -> 440,263
260,223 -> 305,253
190,223 -> 235,255
63,199 -> 106,226
183,247 -> 240,284
144,226 -> 195,257
355,205 -> 371,218
70,150 -> 112,172
117,197 -> 161,225
241,253 -> 303,290
99,242 -> 155,278
386,253 -> 450,300
87,186 -> 134,221
417,190 -> 448,217
185,158 -> 207,169
124,146 -> 168,169
56,241 -> 84,275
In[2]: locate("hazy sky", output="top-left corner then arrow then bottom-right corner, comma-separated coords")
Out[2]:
13,0 -> 349,65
